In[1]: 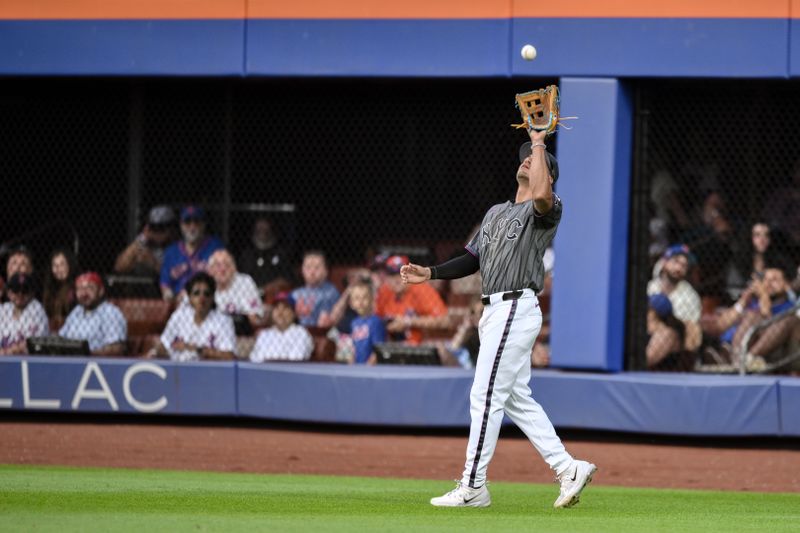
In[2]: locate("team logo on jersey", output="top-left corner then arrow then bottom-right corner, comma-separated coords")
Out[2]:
481,216 -> 524,246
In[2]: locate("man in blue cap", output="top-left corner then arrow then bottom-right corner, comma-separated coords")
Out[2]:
160,205 -> 224,302
646,244 -> 702,351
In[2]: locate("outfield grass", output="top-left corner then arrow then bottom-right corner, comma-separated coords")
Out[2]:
1,464 -> 798,532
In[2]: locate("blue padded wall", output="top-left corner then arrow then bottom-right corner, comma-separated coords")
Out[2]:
550,78 -> 633,372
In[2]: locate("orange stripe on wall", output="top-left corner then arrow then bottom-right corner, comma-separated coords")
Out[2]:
248,0 -> 511,19
249,0 -> 790,19
512,0 -> 789,19
0,0 -> 794,20
0,0 -> 244,20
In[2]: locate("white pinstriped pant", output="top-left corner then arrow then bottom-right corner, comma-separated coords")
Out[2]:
461,289 -> 573,488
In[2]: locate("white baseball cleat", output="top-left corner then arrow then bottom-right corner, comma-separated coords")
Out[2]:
430,481 -> 491,508
553,460 -> 597,509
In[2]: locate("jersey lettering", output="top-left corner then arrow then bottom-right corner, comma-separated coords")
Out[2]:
481,216 -> 524,247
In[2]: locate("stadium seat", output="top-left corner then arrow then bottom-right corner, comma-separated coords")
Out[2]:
306,326 -> 336,362
111,299 -> 172,337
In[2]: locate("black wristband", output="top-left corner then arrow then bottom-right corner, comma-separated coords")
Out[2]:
430,265 -> 438,280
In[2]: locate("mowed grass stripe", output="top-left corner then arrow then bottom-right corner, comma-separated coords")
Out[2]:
1,464 -> 798,532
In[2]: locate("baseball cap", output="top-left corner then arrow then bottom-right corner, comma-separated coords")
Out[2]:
518,142 -> 559,183
383,255 -> 409,274
75,271 -> 104,289
273,291 -> 296,309
649,293 -> 673,319
369,252 -> 389,271
147,205 -> 175,226
7,272 -> 34,294
180,205 -> 206,222
663,244 -> 691,260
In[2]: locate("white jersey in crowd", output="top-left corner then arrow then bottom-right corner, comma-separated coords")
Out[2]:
60,301 -> 127,352
647,278 -> 702,323
215,273 -> 264,317
160,306 -> 236,362
250,324 -> 313,362
0,299 -> 49,350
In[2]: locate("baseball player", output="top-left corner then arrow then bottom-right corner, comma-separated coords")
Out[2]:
401,128 -> 596,508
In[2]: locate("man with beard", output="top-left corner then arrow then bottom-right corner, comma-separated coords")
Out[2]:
647,244 -> 702,351
159,205 -> 223,302
114,205 -> 178,280
712,265 -> 797,369
59,272 -> 127,356
238,215 -> 294,291
0,273 -> 49,355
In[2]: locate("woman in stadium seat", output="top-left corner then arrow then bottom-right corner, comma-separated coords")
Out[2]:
42,248 -> 78,332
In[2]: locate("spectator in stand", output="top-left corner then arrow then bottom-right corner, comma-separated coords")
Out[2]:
647,244 -> 702,352
648,169 -> 692,261
42,248 -> 78,332
5,246 -> 34,280
726,222 -> 791,300
114,205 -> 177,280
250,291 -> 313,362
238,215 -> 295,294
347,281 -> 386,364
327,266 -> 374,336
678,191 -> 738,302
376,255 -> 449,345
710,266 -> 796,369
646,293 -> 686,370
530,246 -> 555,368
150,272 -> 236,362
0,273 -> 49,355
762,158 -> 800,256
59,272 -> 127,356
3,246 -> 35,301
292,250 -> 340,328
160,205 -> 224,302
436,297 -> 482,368
206,249 -> 265,331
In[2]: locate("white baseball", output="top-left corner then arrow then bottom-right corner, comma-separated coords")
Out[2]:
521,44 -> 537,61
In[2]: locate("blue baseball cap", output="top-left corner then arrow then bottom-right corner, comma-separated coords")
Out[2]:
663,244 -> 691,260
649,293 -> 673,319
180,205 -> 206,222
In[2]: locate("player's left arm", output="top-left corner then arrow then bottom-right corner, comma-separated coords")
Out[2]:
401,253 -> 479,285
528,129 -> 554,214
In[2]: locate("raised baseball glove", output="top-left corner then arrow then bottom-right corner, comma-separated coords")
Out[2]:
511,85 -> 560,135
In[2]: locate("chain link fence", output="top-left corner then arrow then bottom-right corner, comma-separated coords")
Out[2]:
0,77 -> 555,367
630,80 -> 800,374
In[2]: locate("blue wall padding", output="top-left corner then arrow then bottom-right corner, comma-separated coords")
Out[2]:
2,357 -> 797,436
790,19 -> 800,78
0,18 -> 794,77
0,357 -> 236,415
550,78 -> 632,372
534,372 -> 780,436
246,19 -> 510,77
0,20 -> 244,75
511,18 -> 789,78
238,363 -> 472,425
778,378 -> 800,436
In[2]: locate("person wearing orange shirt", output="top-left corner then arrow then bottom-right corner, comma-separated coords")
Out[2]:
375,255 -> 449,345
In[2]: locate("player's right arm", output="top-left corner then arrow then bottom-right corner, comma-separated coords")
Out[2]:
527,129 -> 554,214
